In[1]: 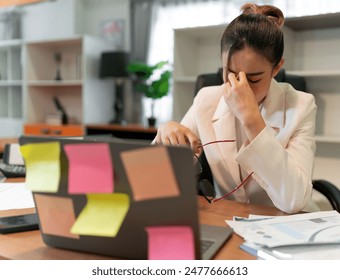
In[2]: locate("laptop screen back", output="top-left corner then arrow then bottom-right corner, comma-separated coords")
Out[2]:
19,136 -> 201,260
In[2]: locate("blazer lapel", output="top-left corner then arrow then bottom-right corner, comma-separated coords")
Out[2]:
212,97 -> 241,186
262,79 -> 285,130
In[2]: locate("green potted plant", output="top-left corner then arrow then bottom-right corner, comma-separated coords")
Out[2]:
127,61 -> 171,127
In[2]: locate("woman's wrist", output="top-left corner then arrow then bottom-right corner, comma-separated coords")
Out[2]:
242,113 -> 266,141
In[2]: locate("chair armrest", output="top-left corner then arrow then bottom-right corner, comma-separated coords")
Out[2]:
312,179 -> 340,212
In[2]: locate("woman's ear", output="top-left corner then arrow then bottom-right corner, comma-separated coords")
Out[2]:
272,58 -> 285,78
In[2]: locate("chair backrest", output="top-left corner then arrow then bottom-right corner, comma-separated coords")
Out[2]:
194,68 -> 223,95
195,68 -> 307,93
194,69 -> 223,186
274,68 -> 307,92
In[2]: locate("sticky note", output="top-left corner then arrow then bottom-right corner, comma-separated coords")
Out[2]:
64,143 -> 114,194
120,146 -> 180,201
20,142 -> 60,193
146,226 -> 195,260
34,194 -> 79,239
71,193 -> 129,237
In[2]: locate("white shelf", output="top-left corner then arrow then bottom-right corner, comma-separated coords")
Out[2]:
0,39 -> 22,48
173,77 -> 197,83
23,35 -> 115,125
285,12 -> 340,31
27,80 -> 82,87
0,80 -> 22,86
0,39 -> 23,135
315,135 -> 340,144
286,70 -> 340,77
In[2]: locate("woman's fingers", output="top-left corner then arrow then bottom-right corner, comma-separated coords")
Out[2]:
227,72 -> 238,86
153,121 -> 200,153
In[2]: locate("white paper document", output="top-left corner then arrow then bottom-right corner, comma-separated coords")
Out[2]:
226,210 -> 340,248
257,243 -> 340,260
0,182 -> 35,210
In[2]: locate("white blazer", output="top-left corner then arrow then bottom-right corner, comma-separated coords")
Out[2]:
181,79 -> 317,213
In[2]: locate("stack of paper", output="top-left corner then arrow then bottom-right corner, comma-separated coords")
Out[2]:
0,182 -> 35,210
226,211 -> 340,259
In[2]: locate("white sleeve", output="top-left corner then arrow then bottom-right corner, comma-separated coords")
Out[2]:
236,100 -> 316,214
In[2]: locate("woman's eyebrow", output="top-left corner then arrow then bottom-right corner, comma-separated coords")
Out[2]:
246,71 -> 265,77
227,68 -> 265,77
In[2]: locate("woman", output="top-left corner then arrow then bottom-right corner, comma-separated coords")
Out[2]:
153,3 -> 317,214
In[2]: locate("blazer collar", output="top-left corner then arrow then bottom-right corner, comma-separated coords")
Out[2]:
212,79 -> 285,129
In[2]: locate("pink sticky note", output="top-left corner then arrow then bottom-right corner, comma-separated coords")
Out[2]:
146,226 -> 195,260
64,143 -> 113,194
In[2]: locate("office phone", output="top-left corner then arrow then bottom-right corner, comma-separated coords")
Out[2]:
0,143 -> 26,178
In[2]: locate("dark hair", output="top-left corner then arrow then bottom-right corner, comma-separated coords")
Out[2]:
220,3 -> 284,68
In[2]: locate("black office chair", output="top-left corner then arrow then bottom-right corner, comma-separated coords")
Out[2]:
194,68 -> 223,188
312,180 -> 340,212
194,68 -> 340,212
194,68 -> 223,95
273,68 -> 307,92
194,68 -> 307,93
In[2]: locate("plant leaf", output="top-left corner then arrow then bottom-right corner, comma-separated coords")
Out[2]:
127,61 -> 171,99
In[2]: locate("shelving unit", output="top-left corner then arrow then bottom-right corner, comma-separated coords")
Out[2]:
172,24 -> 226,121
22,35 -> 114,136
172,12 -> 340,188
283,12 -> 340,187
0,39 -> 23,137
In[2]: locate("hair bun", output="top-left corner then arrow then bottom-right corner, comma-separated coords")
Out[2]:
241,3 -> 284,27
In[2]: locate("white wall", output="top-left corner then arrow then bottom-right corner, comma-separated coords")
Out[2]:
21,0 -> 76,41
16,0 -> 130,50
80,0 -> 130,51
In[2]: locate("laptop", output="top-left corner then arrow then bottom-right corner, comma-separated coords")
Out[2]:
19,135 -> 232,260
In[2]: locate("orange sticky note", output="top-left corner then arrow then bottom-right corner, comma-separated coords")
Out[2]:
34,194 -> 79,239
146,226 -> 195,260
120,146 -> 180,201
64,143 -> 114,194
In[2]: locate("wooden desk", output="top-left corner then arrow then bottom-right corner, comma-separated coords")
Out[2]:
0,196 -> 285,260
86,124 -> 157,141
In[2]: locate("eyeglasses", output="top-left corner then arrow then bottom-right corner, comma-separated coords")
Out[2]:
193,140 -> 254,204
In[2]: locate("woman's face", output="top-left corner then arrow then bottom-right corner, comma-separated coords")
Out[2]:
222,46 -> 282,104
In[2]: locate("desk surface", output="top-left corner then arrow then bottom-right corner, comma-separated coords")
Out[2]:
0,195 -> 285,260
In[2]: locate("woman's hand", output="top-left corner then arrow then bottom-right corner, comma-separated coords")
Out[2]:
224,72 -> 260,123
153,121 -> 201,153
224,72 -> 265,141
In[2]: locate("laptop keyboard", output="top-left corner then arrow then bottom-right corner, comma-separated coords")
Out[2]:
200,239 -> 215,254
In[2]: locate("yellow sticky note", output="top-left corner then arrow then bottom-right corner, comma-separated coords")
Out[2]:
71,193 -> 130,237
20,142 -> 60,193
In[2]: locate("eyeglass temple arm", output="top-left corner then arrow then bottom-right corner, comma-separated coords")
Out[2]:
212,171 -> 254,203
198,140 -> 235,148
